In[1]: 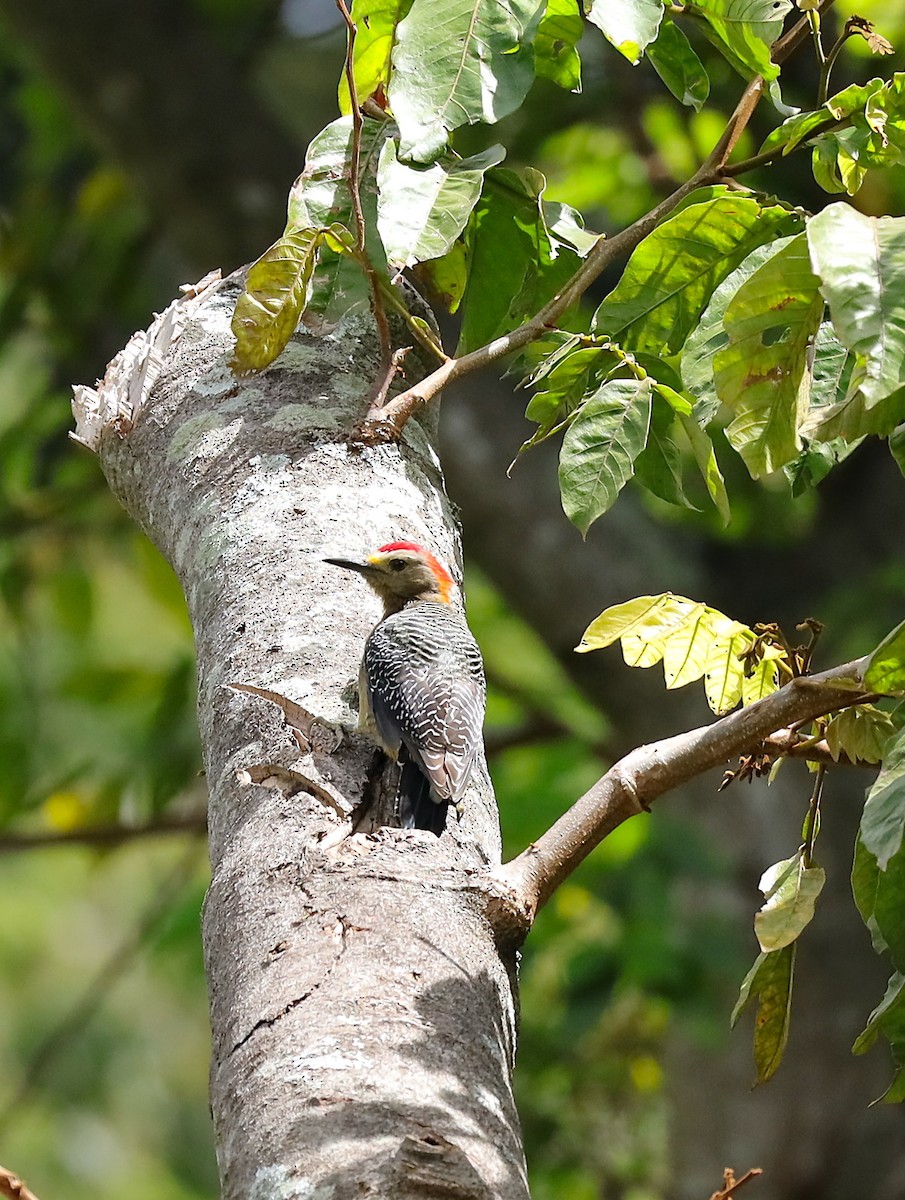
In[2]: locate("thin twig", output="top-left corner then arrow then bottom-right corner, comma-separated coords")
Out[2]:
709,1166 -> 764,1200
0,813 -> 208,853
335,0 -> 392,365
0,841 -> 205,1135
490,657 -> 870,929
363,346 -> 411,412
761,728 -> 867,766
376,277 -> 449,361
0,1166 -> 41,1200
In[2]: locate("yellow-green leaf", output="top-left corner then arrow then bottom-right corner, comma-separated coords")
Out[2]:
576,593 -> 702,655
231,227 -> 325,374
703,626 -> 756,714
731,944 -> 796,1085
741,643 -> 785,704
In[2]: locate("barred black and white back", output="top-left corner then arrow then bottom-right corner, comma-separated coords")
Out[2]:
362,600 -> 486,831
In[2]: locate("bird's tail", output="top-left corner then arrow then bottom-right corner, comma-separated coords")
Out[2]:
397,755 -> 449,836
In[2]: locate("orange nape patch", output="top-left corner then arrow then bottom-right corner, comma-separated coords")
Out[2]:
376,541 -> 455,603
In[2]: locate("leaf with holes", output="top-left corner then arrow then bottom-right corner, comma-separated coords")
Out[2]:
680,236 -> 795,425
288,116 -> 392,323
338,0 -> 414,113
715,233 -> 825,477
231,227 -> 326,374
808,205 -> 905,416
535,0 -> 583,91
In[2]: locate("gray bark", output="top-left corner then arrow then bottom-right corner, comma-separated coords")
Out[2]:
75,277 -> 528,1199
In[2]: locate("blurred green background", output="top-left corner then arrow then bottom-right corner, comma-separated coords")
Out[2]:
1,2 -> 905,1198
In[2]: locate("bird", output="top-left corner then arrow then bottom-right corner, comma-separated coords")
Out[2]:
324,541 -> 486,835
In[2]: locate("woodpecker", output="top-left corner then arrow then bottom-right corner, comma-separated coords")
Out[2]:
324,541 -> 486,836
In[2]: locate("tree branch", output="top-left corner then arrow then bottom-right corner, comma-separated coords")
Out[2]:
362,0 -> 837,442
0,813 -> 207,853
0,1166 -> 41,1200
491,656 -> 870,930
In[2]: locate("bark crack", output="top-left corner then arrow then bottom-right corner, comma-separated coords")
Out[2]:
228,914 -> 353,1057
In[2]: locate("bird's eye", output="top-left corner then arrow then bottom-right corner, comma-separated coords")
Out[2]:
390,558 -> 407,571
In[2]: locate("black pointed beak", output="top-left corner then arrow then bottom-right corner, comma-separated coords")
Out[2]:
323,556 -> 374,576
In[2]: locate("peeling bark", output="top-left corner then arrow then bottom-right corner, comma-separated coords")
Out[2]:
74,276 -> 528,1199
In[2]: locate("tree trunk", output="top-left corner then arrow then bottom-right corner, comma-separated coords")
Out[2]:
74,275 -> 529,1199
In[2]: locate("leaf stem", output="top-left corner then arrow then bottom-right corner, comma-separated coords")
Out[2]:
819,23 -> 856,105
802,763 -> 826,867
335,0 -> 392,365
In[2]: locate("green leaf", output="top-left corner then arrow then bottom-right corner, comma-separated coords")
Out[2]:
693,0 -> 792,83
389,0 -> 542,162
338,0 -> 415,113
760,108 -> 837,158
854,970 -> 905,1057
559,377 -> 653,535
289,116 -> 389,236
523,344 -> 621,447
731,944 -> 796,1084
288,116 -> 391,323
866,619 -> 905,695
376,141 -> 504,268
646,18 -> 710,111
584,0 -> 664,64
230,227 -> 325,374
543,201 -> 600,257
807,205 -> 905,414
633,395 -> 697,509
825,705 -> 897,765
681,236 -> 796,425
891,422 -> 905,480
872,844 -> 905,973
715,233 -> 825,477
754,853 -> 826,952
852,835 -> 889,955
415,239 -> 468,312
679,416 -> 730,522
861,727 -> 905,870
852,970 -> 905,1104
593,192 -> 801,356
535,0 -> 583,91
458,168 -> 583,354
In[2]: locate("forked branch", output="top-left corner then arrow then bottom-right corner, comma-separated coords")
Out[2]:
490,656 -> 869,933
